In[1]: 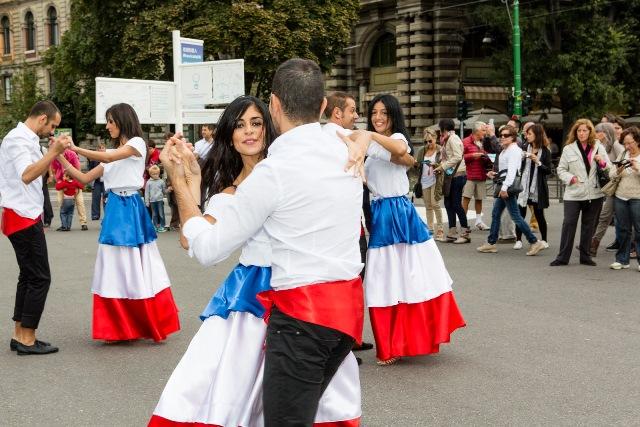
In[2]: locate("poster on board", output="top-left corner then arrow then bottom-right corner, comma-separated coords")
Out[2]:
95,78 -> 176,124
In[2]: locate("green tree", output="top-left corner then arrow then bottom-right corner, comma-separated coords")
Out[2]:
473,0 -> 639,131
47,0 -> 359,139
0,66 -> 46,137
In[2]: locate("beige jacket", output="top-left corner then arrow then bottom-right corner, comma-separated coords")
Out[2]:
557,141 -> 610,201
441,132 -> 466,175
609,151 -> 640,200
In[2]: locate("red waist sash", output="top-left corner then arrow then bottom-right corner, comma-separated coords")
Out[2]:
257,277 -> 364,344
1,208 -> 40,237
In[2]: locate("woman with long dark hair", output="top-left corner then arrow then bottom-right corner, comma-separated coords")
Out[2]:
514,123 -> 552,249
57,103 -> 180,342
150,96 -> 361,426
363,94 -> 465,366
550,118 -> 610,266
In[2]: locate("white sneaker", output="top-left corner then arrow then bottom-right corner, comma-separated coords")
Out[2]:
475,222 -> 489,231
513,240 -> 523,250
477,243 -> 497,253
540,240 -> 549,249
610,262 -> 630,270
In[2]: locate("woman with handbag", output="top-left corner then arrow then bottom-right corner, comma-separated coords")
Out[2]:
437,118 -> 470,243
550,119 -> 610,266
607,126 -> 640,270
477,126 -> 546,255
513,124 -> 552,250
415,128 -> 445,241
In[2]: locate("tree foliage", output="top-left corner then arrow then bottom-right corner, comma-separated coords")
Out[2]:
472,0 -> 640,130
46,0 -> 359,139
0,66 -> 46,137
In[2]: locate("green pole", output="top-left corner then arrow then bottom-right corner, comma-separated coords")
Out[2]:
513,0 -> 522,117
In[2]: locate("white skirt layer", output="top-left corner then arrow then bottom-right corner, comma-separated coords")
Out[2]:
152,311 -> 361,426
365,239 -> 453,308
91,242 -> 171,299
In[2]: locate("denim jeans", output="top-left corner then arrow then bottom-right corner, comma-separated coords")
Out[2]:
150,200 -> 166,229
91,180 -> 105,220
488,195 -> 537,244
444,175 -> 468,229
60,198 -> 75,229
614,197 -> 640,265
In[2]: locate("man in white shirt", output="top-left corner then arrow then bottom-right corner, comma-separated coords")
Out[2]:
193,124 -> 215,161
477,125 -> 545,256
0,100 -> 69,355
163,59 -> 368,426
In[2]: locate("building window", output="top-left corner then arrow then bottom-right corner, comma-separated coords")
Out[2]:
47,7 -> 59,46
1,16 -> 10,54
25,11 -> 35,51
370,33 -> 396,67
4,75 -> 12,102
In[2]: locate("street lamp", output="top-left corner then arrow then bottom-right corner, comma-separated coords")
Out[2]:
511,0 -> 522,117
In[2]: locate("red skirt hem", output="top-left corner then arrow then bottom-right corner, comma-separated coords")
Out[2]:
148,415 -> 360,427
93,287 -> 180,342
369,291 -> 465,361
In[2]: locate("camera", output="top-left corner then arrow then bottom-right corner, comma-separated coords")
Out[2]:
613,160 -> 632,169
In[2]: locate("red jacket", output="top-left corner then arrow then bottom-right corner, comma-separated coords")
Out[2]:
55,179 -> 84,197
463,135 -> 490,181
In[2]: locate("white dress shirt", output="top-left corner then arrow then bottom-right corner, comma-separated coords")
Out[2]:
194,138 -> 213,159
498,143 -> 523,192
364,133 -> 411,199
183,122 -> 363,290
0,122 -> 44,219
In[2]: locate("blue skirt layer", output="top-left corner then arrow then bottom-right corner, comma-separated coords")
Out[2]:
200,264 -> 273,321
368,195 -> 431,248
99,191 -> 157,247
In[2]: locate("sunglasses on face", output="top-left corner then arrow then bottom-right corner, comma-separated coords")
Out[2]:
500,134 -> 512,138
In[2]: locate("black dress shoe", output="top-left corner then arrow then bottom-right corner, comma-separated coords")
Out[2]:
356,357 -> 362,366
353,341 -> 374,352
580,259 -> 597,266
10,338 -> 51,351
549,259 -> 568,266
81,225 -> 88,231
15,341 -> 58,355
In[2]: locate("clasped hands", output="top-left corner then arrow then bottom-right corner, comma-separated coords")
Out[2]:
160,134 -> 202,206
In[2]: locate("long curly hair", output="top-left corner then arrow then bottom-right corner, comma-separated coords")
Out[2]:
200,96 -> 277,203
565,118 -> 596,147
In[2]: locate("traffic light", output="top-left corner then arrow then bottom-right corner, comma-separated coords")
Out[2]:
457,99 -> 473,121
522,92 -> 533,116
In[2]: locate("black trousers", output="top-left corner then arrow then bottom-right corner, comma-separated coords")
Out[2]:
359,233 -> 367,280
8,222 -> 52,329
263,307 -> 354,427
556,198 -> 603,263
515,203 -> 548,242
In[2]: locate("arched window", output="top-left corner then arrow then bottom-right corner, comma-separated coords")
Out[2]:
47,7 -> 59,46
370,33 -> 396,67
369,33 -> 398,92
1,16 -> 10,54
25,11 -> 35,51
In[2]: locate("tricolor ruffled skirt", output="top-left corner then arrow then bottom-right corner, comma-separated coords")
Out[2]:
150,264 -> 361,426
365,195 -> 465,361
91,191 -> 180,342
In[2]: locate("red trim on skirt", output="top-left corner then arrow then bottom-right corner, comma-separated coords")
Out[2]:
148,415 -> 360,427
257,278 -> 364,343
369,291 -> 465,361
1,208 -> 40,236
93,287 -> 180,342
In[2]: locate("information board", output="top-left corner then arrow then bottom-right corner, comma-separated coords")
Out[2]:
95,78 -> 176,124
180,59 -> 244,105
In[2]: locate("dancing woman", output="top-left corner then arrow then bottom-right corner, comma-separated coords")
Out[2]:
57,103 -> 179,342
149,96 -> 361,426
364,94 -> 465,365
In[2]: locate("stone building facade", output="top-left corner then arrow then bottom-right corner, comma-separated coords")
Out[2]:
327,0 -> 508,140
0,0 -> 71,102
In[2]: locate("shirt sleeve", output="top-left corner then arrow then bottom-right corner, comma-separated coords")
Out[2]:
182,161 -> 281,266
126,137 -> 147,158
5,139 -> 33,178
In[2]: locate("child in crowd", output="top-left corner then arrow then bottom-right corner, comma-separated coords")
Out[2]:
54,172 -> 84,231
144,165 -> 167,232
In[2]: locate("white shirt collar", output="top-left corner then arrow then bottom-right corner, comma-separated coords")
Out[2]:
17,122 -> 41,144
269,122 -> 322,156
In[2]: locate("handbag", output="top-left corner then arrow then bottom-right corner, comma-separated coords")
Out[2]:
493,170 -> 523,198
601,176 -> 621,197
412,180 -> 423,198
442,161 -> 461,197
595,161 -> 610,188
